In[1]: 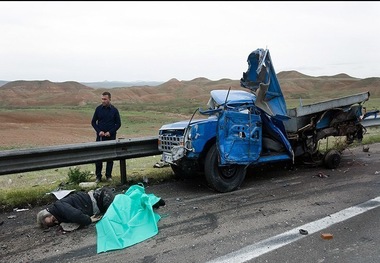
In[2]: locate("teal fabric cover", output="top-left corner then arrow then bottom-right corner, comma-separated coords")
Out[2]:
96,184 -> 161,253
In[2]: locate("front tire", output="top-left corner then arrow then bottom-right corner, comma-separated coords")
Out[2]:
204,144 -> 246,192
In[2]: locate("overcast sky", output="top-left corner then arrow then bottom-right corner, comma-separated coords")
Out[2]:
1,1 -> 379,82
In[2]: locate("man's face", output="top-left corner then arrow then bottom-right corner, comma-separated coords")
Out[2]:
101,95 -> 111,107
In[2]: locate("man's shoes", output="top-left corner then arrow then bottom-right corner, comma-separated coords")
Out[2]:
106,177 -> 112,182
95,179 -> 101,183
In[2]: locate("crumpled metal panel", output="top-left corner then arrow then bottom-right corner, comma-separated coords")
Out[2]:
240,48 -> 288,120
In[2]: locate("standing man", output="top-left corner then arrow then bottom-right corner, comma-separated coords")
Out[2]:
91,91 -> 121,183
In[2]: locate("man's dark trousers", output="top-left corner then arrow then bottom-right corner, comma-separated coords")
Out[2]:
96,135 -> 115,180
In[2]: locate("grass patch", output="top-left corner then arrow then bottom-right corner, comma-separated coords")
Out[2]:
67,167 -> 92,184
0,186 -> 57,211
313,126 -> 380,154
362,126 -> 380,144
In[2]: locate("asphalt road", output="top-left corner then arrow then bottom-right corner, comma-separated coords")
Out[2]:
1,143 -> 379,263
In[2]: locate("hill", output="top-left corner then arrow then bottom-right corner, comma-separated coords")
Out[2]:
0,80 -> 96,107
277,71 -> 379,99
80,80 -> 163,88
0,72 -> 379,107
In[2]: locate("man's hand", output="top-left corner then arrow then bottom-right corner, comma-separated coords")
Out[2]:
90,214 -> 103,223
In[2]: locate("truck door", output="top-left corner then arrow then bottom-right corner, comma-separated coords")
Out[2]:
217,110 -> 262,165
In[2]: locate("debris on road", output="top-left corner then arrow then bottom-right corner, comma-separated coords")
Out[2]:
321,233 -> 334,240
13,208 -> 29,212
363,145 -> 370,152
316,172 -> 329,178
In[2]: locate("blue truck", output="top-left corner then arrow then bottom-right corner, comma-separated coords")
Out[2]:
158,48 -> 370,192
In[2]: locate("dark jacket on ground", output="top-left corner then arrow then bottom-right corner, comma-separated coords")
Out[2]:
47,191 -> 93,226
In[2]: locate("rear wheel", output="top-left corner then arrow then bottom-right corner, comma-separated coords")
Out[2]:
204,144 -> 246,192
324,149 -> 341,169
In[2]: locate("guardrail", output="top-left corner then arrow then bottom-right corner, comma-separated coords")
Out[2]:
362,116 -> 380,128
0,117 -> 378,185
0,136 -> 161,185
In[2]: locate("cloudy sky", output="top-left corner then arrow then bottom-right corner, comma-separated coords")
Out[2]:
1,1 -> 379,82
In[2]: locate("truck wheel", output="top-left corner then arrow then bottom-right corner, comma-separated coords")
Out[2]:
324,149 -> 341,169
204,144 -> 246,193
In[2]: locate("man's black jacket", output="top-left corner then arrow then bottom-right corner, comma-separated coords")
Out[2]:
47,191 -> 93,226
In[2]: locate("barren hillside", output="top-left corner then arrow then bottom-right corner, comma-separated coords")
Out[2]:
0,80 -> 96,107
0,72 -> 378,107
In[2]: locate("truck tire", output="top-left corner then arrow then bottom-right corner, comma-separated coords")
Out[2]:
324,149 -> 341,169
204,144 -> 246,193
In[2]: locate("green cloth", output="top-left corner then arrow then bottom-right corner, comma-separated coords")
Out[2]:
96,184 -> 161,253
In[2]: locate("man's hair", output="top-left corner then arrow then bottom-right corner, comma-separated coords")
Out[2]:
102,91 -> 111,99
36,209 -> 52,229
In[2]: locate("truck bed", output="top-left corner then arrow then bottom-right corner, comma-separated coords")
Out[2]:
284,91 -> 370,132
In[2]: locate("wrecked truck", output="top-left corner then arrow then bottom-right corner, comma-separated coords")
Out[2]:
158,48 -> 370,193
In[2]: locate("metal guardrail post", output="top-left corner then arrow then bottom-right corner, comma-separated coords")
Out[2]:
120,159 -> 127,185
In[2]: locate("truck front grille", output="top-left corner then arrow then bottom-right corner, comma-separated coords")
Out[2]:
159,135 -> 184,152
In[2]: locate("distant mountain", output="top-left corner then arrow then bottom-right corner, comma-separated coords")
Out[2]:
80,81 -> 164,88
0,80 -> 96,107
0,72 -> 378,107
0,80 -> 164,89
277,70 -> 313,79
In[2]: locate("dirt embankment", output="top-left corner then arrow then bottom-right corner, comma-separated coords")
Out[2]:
0,111 -> 95,149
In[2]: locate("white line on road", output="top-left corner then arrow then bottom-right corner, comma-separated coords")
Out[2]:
207,196 -> 380,263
